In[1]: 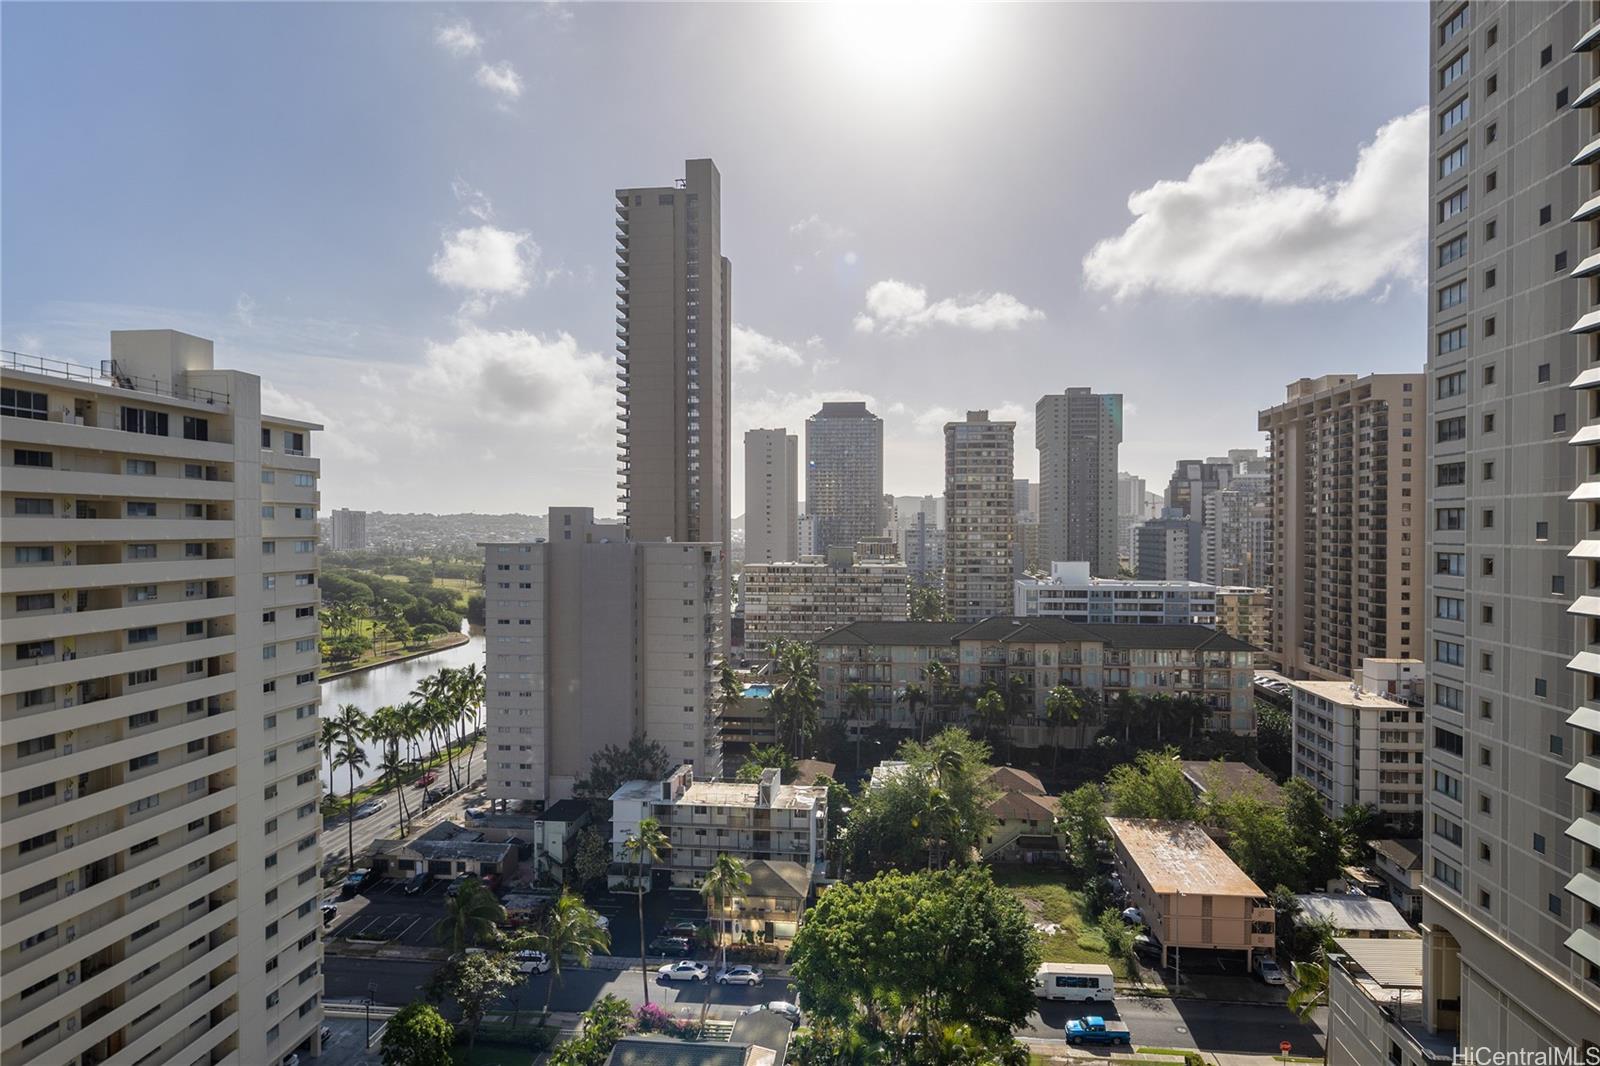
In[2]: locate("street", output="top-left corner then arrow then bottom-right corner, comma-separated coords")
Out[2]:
321,763 -> 483,874
323,956 -> 1325,1055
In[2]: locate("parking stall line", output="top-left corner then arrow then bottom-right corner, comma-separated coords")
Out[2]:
390,915 -> 422,942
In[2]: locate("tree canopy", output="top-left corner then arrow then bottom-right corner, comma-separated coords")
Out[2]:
1104,748 -> 1198,820
380,1002 -> 454,1066
842,728 -> 996,875
573,736 -> 673,799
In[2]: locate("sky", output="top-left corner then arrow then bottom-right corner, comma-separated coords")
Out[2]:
2,2 -> 1429,517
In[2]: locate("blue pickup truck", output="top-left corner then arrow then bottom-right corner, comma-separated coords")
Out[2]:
1065,1016 -> 1131,1046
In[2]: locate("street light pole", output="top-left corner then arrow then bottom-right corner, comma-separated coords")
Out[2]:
365,980 -> 378,1048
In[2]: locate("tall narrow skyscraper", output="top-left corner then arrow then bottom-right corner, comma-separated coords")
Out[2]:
1036,388 -> 1122,576
804,401 -> 883,552
1,331 -> 326,1066
616,158 -> 731,651
1414,0 -> 1600,1049
945,410 -> 1015,620
743,428 -> 798,564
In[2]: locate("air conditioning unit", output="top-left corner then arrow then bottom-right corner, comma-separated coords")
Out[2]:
65,926 -> 76,942
62,743 -> 73,755
66,1017 -> 78,1032
63,785 -> 75,800
63,835 -> 75,849
66,971 -> 77,986
64,879 -> 76,896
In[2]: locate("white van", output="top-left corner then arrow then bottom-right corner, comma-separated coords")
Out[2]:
1033,962 -> 1116,1002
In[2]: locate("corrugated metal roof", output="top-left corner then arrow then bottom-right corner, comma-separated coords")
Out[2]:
1335,937 -> 1423,989
1294,893 -> 1413,933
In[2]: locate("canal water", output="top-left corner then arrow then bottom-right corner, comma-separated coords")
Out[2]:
318,626 -> 485,788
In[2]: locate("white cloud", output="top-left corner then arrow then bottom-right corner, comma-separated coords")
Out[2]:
474,61 -> 524,103
731,324 -> 814,373
412,327 -> 612,437
789,213 -> 855,242
451,178 -> 494,222
435,20 -> 482,57
911,402 -> 1031,435
852,279 -> 1045,335
429,225 -> 537,308
234,292 -> 256,328
1082,107 -> 1428,303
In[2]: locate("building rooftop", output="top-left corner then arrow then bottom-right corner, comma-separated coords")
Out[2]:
1105,818 -> 1265,897
988,766 -> 1046,796
1373,837 -> 1423,872
605,1037 -> 764,1066
1179,760 -> 1284,805
791,759 -> 836,786
679,780 -> 821,812
1286,680 -> 1410,710
540,799 -> 593,824
1332,938 -> 1456,1065
989,790 -> 1058,822
1294,893 -> 1414,934
817,617 -> 1255,653
743,859 -> 811,899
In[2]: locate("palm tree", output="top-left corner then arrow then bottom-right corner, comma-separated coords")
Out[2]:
698,853 -> 751,1026
1042,685 -> 1084,778
510,889 -> 610,1015
925,660 -> 953,728
438,878 -> 506,953
331,703 -> 369,876
975,689 -> 1007,751
414,671 -> 458,790
320,718 -> 341,800
623,817 -> 670,1006
397,699 -> 425,768
900,683 -> 928,741
1287,958 -> 1328,1018
844,683 -> 873,770
454,663 -> 485,786
371,706 -> 412,835
932,743 -> 964,792
920,787 -> 960,869
774,645 -> 821,757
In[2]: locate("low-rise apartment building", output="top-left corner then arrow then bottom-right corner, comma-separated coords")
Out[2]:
481,507 -> 724,807
815,617 -> 1257,738
0,332 -> 326,1066
1289,672 -> 1424,830
741,553 -> 909,650
1104,817 -> 1275,969
609,765 -> 826,892
1371,838 -> 1422,923
1015,561 -> 1218,625
1325,937 -> 1454,1066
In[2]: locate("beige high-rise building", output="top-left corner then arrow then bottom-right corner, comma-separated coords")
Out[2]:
741,554 -> 910,649
944,411 -> 1015,621
1258,373 -> 1422,682
1214,587 -> 1270,666
1,332 -> 326,1066
1037,388 -> 1122,577
742,428 -> 797,565
616,158 -> 731,654
329,507 -> 367,553
481,507 -> 722,806
1409,0 -> 1600,1055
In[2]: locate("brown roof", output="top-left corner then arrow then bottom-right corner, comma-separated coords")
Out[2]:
1179,760 -> 1283,805
741,859 -> 810,900
1105,817 -> 1265,898
987,766 -> 1045,795
792,759 -> 837,787
1373,837 -> 1422,871
989,791 -> 1058,822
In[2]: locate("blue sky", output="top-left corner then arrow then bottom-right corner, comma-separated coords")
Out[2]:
3,2 -> 1428,515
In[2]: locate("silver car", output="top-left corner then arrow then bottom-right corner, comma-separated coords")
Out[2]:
715,965 -> 764,986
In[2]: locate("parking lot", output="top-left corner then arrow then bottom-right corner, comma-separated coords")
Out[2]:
327,876 -> 454,949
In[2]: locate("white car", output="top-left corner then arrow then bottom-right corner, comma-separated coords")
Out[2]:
656,960 -> 709,982
716,965 -> 764,986
741,1001 -> 802,1024
595,914 -> 610,932
1256,956 -> 1286,985
353,800 -> 385,819
515,950 -> 551,975
1120,906 -> 1144,925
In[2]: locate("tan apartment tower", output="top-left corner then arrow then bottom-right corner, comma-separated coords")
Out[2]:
616,158 -> 731,654
1415,0 -> 1600,1052
1,332 -> 326,1066
743,428 -> 798,565
945,410 -> 1016,620
1257,373 -> 1421,682
1036,388 -> 1122,577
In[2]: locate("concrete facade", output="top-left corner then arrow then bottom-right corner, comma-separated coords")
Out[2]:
616,158 -> 732,655
481,507 -> 723,806
945,411 -> 1016,621
804,401 -> 883,554
1015,561 -> 1219,626
1037,388 -> 1122,578
742,428 -> 798,566
329,507 -> 367,553
1259,373 -> 1423,682
1289,675 -> 1424,829
1215,587 -> 1271,665
741,555 -> 910,650
1,332 -> 325,1066
1133,510 -> 1196,582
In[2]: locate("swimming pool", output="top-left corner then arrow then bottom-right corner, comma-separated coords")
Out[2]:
742,684 -> 773,699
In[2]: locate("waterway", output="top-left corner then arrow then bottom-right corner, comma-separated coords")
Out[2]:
318,626 -> 485,787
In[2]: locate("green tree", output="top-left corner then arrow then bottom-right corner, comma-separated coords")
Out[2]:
547,995 -> 632,1066
789,865 -> 1040,1047
1056,784 -> 1108,877
379,1002 -> 454,1066
511,889 -> 611,1015
453,662 -> 486,786
623,817 -> 670,1006
1212,790 -> 1305,891
1287,959 -> 1329,1018
1097,908 -> 1139,979
437,877 -> 506,953
1042,685 -> 1084,776
773,642 -> 822,757
320,718 -> 341,800
331,703 -> 370,875
569,827 -> 610,891
428,951 -> 518,1050
900,683 -> 929,741
1255,699 -> 1292,778
573,736 -> 673,800
843,728 -> 995,876
735,743 -> 796,782
909,583 -> 950,622
925,660 -> 954,728
1104,748 -> 1197,821
845,683 -> 873,770
975,689 -> 1007,751
716,659 -> 744,726
1284,778 -> 1343,889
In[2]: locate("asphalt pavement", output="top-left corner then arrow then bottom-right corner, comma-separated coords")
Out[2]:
322,765 -> 482,876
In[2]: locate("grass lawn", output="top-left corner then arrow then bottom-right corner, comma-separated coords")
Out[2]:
993,867 -> 1132,980
434,575 -> 479,610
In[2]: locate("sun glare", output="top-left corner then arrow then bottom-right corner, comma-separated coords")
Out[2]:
820,1 -> 980,86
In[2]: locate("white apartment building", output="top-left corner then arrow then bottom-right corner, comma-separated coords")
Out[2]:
481,507 -> 723,807
609,764 -> 826,892
945,410 -> 1015,621
1036,388 -> 1122,578
741,554 -> 909,650
1289,668 -> 1425,831
328,508 -> 366,553
1,331 -> 325,1066
1014,561 -> 1218,626
742,429 -> 797,565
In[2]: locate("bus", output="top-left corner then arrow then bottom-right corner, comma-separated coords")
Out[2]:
1033,962 -> 1116,1002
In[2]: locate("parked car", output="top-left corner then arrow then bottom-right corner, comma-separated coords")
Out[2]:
340,869 -> 374,897
446,874 -> 474,898
353,799 -> 386,820
403,870 -> 431,895
479,872 -> 501,895
716,966 -> 765,986
1120,906 -> 1143,925
656,960 -> 709,982
321,899 -> 339,923
649,936 -> 693,957
741,1001 -> 802,1024
515,950 -> 551,975
667,919 -> 702,935
423,787 -> 449,805
1065,1016 -> 1131,1046
1256,955 -> 1286,985
1133,934 -> 1159,958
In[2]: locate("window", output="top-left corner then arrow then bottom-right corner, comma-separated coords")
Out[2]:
1438,462 -> 1466,486
14,546 -> 54,563
127,626 -> 158,644
1486,122 -> 1497,144
13,448 -> 51,467
17,734 -> 56,757
13,497 -> 52,516
1433,857 -> 1462,892
127,501 -> 157,517
1485,171 -> 1497,192
184,542 -> 203,558
262,541 -> 275,555
1435,640 -> 1464,666
1555,575 -> 1567,595
125,459 -> 156,476
261,428 -> 272,448
184,463 -> 203,479
1485,218 -> 1497,240
1437,417 -> 1467,442
1557,251 -> 1570,272
1438,371 -> 1466,398
1483,412 -> 1495,432
1482,509 -> 1494,528
1542,44 -> 1554,67
1437,508 -> 1465,530
1439,186 -> 1469,220
1483,556 -> 1495,576
16,593 -> 52,612
128,753 -> 159,772
1438,326 -> 1468,355
292,473 -> 315,487
1441,50 -> 1469,88
1439,280 -> 1468,310
1487,72 -> 1498,95
18,783 -> 55,806
1434,770 -> 1461,800
1551,734 -> 1564,754
128,668 -> 158,685
1440,142 -> 1469,177
1436,682 -> 1463,709
1484,267 -> 1496,289
16,640 -> 56,660
182,415 -> 208,441
1555,413 -> 1569,433
262,469 -> 275,484
283,431 -> 305,455
1537,520 -> 1550,540
1,387 -> 47,419
1439,233 -> 1468,265
263,646 -> 277,660
128,710 -> 158,729
1483,461 -> 1495,480
1437,596 -> 1464,621
1550,894 -> 1563,916
1484,316 -> 1496,337
1441,5 -> 1468,43
119,407 -> 169,435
